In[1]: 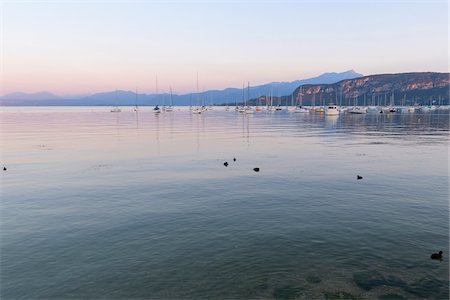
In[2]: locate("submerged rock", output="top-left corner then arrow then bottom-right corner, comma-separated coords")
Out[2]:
385,275 -> 407,288
378,294 -> 406,300
353,271 -> 386,291
405,277 -> 448,299
354,271 -> 407,291
323,291 -> 361,300
272,285 -> 303,299
305,274 -> 322,284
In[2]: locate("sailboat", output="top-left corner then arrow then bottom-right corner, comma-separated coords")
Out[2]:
225,91 -> 230,111
192,73 -> 202,114
268,88 -> 276,111
255,95 -> 262,112
275,89 -> 283,111
111,90 -> 121,112
237,83 -> 246,112
153,105 -> 161,113
165,86 -> 174,112
134,88 -> 140,111
244,82 -> 254,114
153,75 -> 161,114
348,96 -> 367,114
294,88 -> 308,113
234,97 -> 239,111
315,93 -> 325,113
388,91 -> 396,113
288,94 -> 295,112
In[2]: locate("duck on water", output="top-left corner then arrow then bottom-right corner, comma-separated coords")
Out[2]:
430,251 -> 443,260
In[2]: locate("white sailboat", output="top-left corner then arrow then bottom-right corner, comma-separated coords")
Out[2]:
111,90 -> 121,112
165,86 -> 174,112
288,94 -> 296,112
268,88 -> 276,111
294,87 -> 309,113
348,96 -> 367,114
134,87 -> 140,111
192,72 -> 202,114
244,82 -> 254,114
348,107 -> 367,114
237,83 -> 246,112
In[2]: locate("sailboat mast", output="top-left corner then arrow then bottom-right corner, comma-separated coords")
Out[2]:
155,74 -> 159,105
243,83 -> 245,106
196,72 -> 199,107
247,82 -> 250,107
135,87 -> 138,107
270,88 -> 273,107
300,88 -> 303,107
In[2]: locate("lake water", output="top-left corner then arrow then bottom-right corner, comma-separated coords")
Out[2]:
1,107 -> 449,299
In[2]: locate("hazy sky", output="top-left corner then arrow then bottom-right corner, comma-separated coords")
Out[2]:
1,0 -> 448,95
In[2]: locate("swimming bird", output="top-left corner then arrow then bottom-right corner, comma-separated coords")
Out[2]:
357,175 -> 363,180
430,251 -> 443,260
223,162 -> 229,167
253,167 -> 260,172
3,167 -> 6,171
233,158 -> 236,162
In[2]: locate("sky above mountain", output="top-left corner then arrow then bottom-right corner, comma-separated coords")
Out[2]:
0,70 -> 363,104
2,0 -> 448,95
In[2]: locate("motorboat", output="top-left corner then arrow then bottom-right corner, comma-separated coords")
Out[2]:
325,105 -> 339,115
244,106 -> 254,114
294,106 -> 309,113
153,105 -> 161,113
348,107 -> 368,114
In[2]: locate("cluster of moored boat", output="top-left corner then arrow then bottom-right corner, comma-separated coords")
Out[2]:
111,104 -> 449,114
221,104 -> 449,115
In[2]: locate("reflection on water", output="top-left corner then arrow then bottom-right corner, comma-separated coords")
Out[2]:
1,107 -> 449,299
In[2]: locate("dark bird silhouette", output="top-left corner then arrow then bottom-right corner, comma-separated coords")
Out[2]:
253,168 -> 260,172
430,251 -> 443,260
357,175 -> 363,180
233,158 -> 236,162
223,162 -> 229,167
3,167 -> 6,171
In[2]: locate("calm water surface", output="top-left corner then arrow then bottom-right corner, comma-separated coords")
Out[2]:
1,107 -> 449,299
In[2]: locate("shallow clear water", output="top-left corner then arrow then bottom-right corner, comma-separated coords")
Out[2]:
1,107 -> 449,299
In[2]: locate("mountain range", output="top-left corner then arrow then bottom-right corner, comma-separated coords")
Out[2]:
296,72 -> 450,106
251,72 -> 449,107
0,70 -> 362,106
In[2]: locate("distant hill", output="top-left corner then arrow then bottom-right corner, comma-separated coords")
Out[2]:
0,70 -> 363,106
0,92 -> 61,101
246,72 -> 449,106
